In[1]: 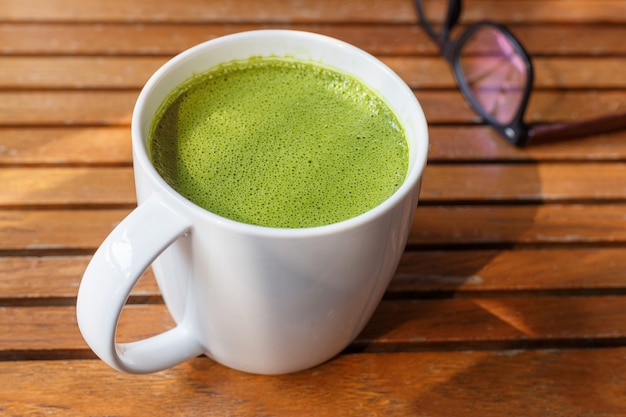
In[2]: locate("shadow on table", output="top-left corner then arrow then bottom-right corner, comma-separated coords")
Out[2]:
348,178 -> 543,353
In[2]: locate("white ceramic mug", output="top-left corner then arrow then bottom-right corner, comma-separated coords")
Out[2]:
76,30 -> 429,375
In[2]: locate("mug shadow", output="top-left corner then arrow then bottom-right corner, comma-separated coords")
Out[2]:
346,158 -> 542,354
153,134 -> 617,414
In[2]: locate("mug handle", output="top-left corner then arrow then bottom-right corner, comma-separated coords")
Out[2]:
76,196 -> 205,373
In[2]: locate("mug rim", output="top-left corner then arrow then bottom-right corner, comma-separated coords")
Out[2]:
131,29 -> 428,237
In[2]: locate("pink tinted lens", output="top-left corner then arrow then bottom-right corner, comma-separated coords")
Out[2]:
458,26 -> 528,125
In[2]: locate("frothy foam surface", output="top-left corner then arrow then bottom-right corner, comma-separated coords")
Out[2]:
149,57 -> 408,228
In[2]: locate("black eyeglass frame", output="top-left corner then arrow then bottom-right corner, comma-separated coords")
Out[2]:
414,0 -> 626,147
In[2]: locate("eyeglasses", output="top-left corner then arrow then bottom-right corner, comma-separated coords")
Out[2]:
413,0 -> 626,147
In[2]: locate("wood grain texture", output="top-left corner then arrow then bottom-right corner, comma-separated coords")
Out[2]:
427,126 -> 626,161
391,248 -> 626,294
421,163 -> 626,202
1,205 -> 625,253
3,23 -> 626,57
3,248 -> 626,302
0,90 -> 623,126
0,91 -> 136,126
3,163 -> 626,207
0,209 -> 129,252
0,56 -> 165,89
0,127 -> 132,166
0,256 -> 158,301
410,204 -> 626,246
0,23 -> 428,56
0,167 -> 135,207
1,0 -> 626,414
1,351 -> 625,416
2,295 -> 625,353
3,56 -> 625,90
1,0 -> 624,24
2,127 -> 626,165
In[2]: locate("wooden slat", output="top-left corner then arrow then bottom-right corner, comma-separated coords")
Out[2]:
3,248 -> 626,301
0,256 -> 158,300
421,163 -> 626,203
2,295 -> 626,353
391,56 -> 626,90
0,91 -> 136,126
525,91 -> 626,124
459,0 -> 626,24
510,24 -> 626,56
3,127 -> 626,166
0,248 -> 618,301
3,23 -> 626,57
409,204 -> 626,246
1,0 -> 624,24
0,127 -> 132,166
427,126 -> 626,162
455,57 -> 626,89
0,351 -> 625,416
391,248 -> 626,294
2,163 -> 626,207
0,167 -> 135,207
1,90 -> 623,126
0,23 -> 429,56
0,248 -> 623,301
4,56 -> 626,90
0,56 -> 165,89
357,296 -> 626,350
1,205 -> 625,253
0,305 -> 174,352
0,256 -> 90,299
0,209 -> 129,252
0,0 -> 415,24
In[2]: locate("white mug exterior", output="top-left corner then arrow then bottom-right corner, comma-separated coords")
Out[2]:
76,30 -> 429,375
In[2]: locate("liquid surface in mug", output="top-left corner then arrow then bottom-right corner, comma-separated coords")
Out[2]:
149,56 -> 408,228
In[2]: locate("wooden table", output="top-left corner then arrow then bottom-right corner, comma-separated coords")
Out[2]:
2,1 -> 626,415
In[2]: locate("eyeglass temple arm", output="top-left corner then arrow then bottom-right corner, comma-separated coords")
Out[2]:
413,0 -> 462,53
527,112 -> 626,145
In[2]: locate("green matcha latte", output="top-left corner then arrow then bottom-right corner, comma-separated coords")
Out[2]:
149,57 -> 408,228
